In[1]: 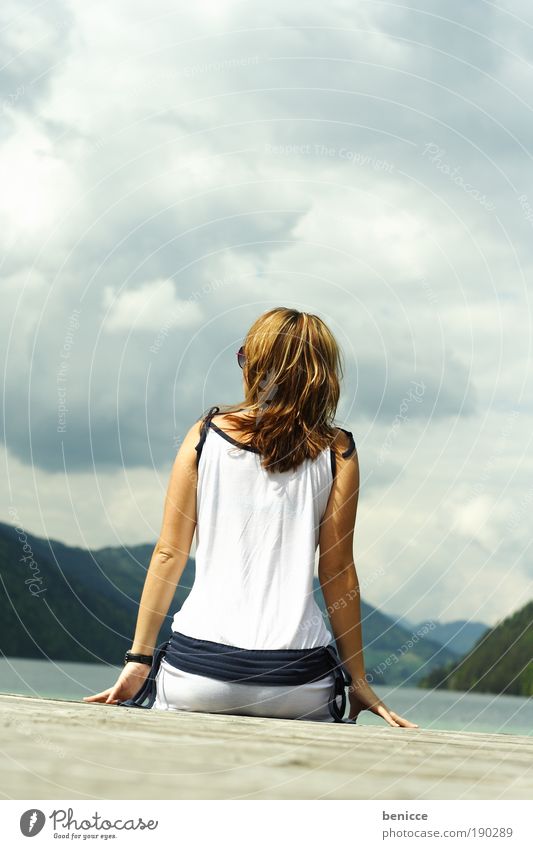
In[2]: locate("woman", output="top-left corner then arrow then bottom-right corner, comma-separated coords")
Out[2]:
84,307 -> 418,728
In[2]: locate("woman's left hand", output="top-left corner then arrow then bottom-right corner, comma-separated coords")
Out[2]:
82,662 -> 152,705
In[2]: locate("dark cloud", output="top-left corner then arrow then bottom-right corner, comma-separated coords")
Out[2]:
0,0 -> 526,478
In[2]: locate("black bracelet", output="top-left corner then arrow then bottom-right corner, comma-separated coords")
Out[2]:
124,650 -> 153,666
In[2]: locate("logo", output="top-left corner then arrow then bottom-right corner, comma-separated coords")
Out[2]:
20,809 -> 46,836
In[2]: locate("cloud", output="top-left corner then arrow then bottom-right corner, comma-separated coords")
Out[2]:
1,0 -> 532,626
102,279 -> 203,332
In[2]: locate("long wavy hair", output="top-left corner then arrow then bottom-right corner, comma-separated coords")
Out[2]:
205,307 -> 346,474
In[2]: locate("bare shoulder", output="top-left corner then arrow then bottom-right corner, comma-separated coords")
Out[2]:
176,417 -> 203,457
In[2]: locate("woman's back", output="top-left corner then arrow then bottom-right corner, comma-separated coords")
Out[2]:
170,406 -> 356,650
98,309 -> 417,728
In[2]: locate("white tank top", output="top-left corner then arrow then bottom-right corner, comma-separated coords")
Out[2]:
171,406 -> 356,650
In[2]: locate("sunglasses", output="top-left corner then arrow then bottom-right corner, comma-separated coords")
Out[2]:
236,345 -> 246,369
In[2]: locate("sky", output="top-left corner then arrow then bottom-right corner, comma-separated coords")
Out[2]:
1,0 -> 532,628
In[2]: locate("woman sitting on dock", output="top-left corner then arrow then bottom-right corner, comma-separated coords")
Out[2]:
84,307 -> 417,728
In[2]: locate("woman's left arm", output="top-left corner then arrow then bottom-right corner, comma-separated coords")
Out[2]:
83,417 -> 202,704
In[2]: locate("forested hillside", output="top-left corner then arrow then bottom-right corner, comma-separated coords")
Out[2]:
418,601 -> 533,697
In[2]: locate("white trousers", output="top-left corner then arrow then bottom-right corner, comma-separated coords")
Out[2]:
151,657 -> 337,722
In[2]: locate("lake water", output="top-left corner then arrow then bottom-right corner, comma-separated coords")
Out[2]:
1,656 -> 531,736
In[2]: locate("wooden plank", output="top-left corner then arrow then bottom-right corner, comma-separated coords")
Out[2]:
1,694 -> 532,800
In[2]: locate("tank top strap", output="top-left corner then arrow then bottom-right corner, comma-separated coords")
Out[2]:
330,428 -> 356,479
194,405 -> 221,466
339,428 -> 356,458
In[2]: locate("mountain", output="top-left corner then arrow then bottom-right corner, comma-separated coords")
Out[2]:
418,619 -> 489,656
0,520 -> 455,683
417,601 -> 533,697
389,613 -> 489,656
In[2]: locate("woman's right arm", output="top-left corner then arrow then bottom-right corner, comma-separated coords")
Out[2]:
318,430 -> 418,728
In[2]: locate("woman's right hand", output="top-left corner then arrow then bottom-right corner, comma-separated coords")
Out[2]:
82,662 -> 151,705
348,677 -> 419,727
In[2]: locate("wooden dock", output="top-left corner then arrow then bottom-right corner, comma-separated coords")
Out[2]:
1,693 -> 531,799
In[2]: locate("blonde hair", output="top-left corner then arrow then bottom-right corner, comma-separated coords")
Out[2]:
205,307 -> 345,474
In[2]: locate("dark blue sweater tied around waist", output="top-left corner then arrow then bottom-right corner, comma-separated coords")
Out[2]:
117,630 -> 356,723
